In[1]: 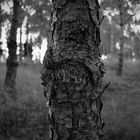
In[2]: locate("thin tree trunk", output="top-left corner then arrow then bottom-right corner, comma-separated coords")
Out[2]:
26,20 -> 29,56
19,26 -> 23,63
25,20 -> 32,64
117,21 -> 124,75
42,0 -> 105,140
117,28 -> 124,76
117,1 -> 124,76
110,25 -> 114,55
4,0 -> 19,95
26,21 -> 29,44
0,3 -> 2,62
0,2 -> 2,40
134,36 -> 140,59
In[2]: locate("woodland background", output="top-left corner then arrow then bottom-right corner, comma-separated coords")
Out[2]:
0,0 -> 140,140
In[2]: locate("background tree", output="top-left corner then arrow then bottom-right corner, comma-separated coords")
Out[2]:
4,0 -> 20,96
134,34 -> 140,59
0,1 -> 2,39
17,0 -> 51,63
2,0 -> 51,95
0,0 -> 10,40
100,17 -> 120,56
101,0 -> 140,75
42,0 -> 105,139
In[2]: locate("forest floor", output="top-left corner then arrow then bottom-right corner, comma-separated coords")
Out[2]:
0,58 -> 140,140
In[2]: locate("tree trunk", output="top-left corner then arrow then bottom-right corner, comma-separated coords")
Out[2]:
0,2 -> 2,40
19,26 -> 23,63
4,0 -> 19,95
110,24 -> 114,55
24,20 -> 32,64
117,3 -> 124,76
42,0 -> 105,140
117,24 -> 124,76
134,36 -> 140,59
26,19 -> 29,45
26,20 -> 29,57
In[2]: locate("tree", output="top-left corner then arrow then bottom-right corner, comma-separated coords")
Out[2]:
17,0 -> 51,63
42,0 -> 105,139
0,0 -> 6,40
0,2 -> 2,39
25,0 -> 52,49
133,33 -> 140,59
101,0 -> 140,75
4,0 -> 20,96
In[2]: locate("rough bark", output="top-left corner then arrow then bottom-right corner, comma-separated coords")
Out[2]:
4,0 -> 19,94
42,0 -> 105,140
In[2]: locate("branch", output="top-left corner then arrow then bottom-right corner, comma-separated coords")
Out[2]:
99,16 -> 105,26
99,81 -> 111,98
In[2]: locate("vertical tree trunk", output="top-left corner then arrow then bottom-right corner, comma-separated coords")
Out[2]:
0,2 -> 2,40
26,20 -> 29,45
26,20 -> 29,57
116,0 -> 125,76
19,26 -> 23,63
134,36 -> 140,59
110,24 -> 114,55
117,26 -> 124,76
117,4 -> 124,76
42,0 -> 105,140
4,0 -> 19,95
24,19 -> 32,64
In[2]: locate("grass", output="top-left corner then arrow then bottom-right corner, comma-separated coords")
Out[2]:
0,63 -> 48,140
102,58 -> 140,140
0,58 -> 140,140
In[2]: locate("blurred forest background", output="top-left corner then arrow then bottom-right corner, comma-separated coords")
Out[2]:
0,0 -> 140,140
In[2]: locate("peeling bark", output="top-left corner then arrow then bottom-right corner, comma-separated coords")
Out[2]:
4,0 -> 19,95
42,0 -> 105,139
